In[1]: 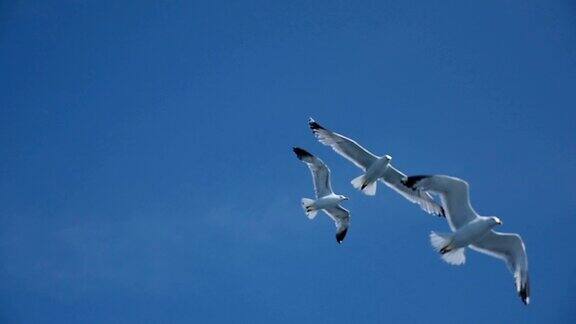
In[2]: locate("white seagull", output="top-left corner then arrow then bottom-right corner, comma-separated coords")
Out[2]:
293,147 -> 350,243
403,175 -> 530,305
308,118 -> 444,217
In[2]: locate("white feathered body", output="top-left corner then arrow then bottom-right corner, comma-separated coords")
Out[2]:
363,156 -> 391,184
350,156 -> 392,196
312,194 -> 346,209
450,217 -> 496,249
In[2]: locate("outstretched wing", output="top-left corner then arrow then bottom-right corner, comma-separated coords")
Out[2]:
293,147 -> 333,198
471,231 -> 530,305
324,205 -> 350,244
308,118 -> 377,171
403,175 -> 477,230
381,166 -> 445,217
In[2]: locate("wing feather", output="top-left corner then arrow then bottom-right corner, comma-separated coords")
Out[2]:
471,231 -> 530,304
324,205 -> 350,243
324,205 -> 350,223
403,175 -> 477,230
293,147 -> 333,198
381,166 -> 445,217
308,118 -> 377,171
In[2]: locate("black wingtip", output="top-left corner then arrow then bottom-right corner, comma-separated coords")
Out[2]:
308,118 -> 324,130
293,147 -> 313,160
335,228 -> 348,244
439,206 -> 446,218
519,279 -> 530,305
520,291 -> 529,305
402,175 -> 431,189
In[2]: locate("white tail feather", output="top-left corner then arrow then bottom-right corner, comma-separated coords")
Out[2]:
441,248 -> 466,265
351,175 -> 377,196
301,198 -> 318,219
430,231 -> 466,266
430,231 -> 451,251
351,175 -> 365,189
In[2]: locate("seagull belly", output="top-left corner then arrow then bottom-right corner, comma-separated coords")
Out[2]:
451,220 -> 493,249
314,195 -> 341,209
364,158 -> 390,184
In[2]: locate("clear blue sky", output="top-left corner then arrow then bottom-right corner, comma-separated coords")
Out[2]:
1,1 -> 575,323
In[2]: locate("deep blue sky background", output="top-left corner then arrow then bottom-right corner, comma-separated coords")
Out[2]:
1,1 -> 575,323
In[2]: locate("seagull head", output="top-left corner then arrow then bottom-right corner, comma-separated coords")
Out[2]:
339,195 -> 349,201
491,217 -> 503,226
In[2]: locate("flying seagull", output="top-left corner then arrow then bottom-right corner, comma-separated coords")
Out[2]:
293,147 -> 350,243
403,175 -> 530,305
308,118 -> 444,217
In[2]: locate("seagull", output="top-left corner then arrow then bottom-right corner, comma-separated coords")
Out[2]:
293,147 -> 350,243
308,118 -> 444,217
403,175 -> 530,305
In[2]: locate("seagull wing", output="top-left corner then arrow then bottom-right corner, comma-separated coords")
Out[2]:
403,175 -> 477,230
324,205 -> 350,225
324,205 -> 350,243
293,147 -> 333,198
471,231 -> 530,305
380,166 -> 445,217
308,118 -> 377,171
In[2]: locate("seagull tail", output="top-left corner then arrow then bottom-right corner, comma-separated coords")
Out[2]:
351,175 -> 377,196
301,198 -> 318,219
430,231 -> 466,266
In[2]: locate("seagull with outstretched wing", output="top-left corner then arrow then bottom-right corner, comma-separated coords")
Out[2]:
293,147 -> 351,243
403,175 -> 530,305
308,118 -> 444,217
